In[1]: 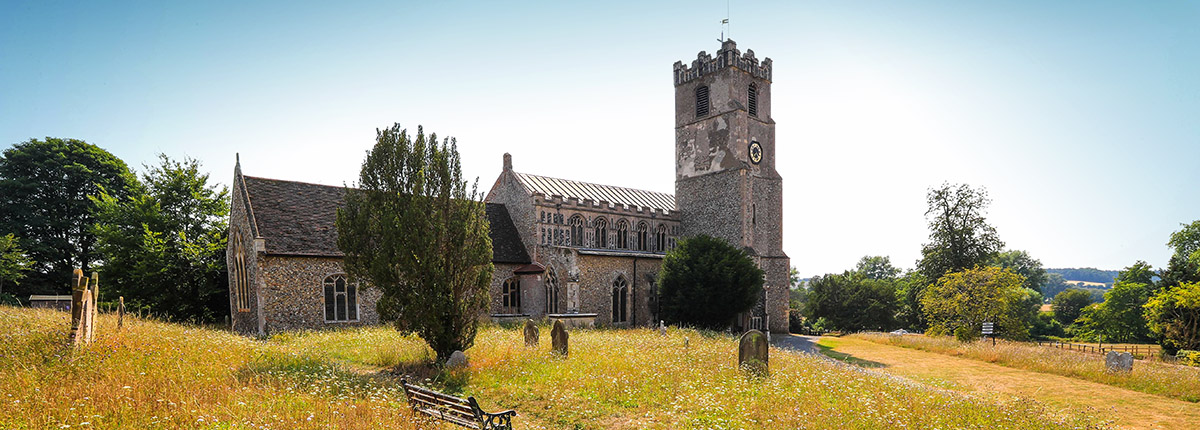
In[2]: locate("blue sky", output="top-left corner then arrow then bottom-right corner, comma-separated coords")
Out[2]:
2,1 -> 1197,277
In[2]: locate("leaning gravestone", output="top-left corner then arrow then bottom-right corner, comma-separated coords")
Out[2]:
446,350 -> 469,369
551,319 -> 569,357
739,329 -> 769,375
524,319 -> 539,347
1105,351 -> 1133,372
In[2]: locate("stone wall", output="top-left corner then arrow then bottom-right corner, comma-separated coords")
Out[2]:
227,165 -> 263,335
257,256 -> 382,333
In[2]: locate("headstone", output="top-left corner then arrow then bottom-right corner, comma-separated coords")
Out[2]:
523,319 -> 539,347
446,350 -> 469,369
659,320 -> 667,336
73,289 -> 94,346
551,319 -> 569,357
738,329 -> 769,375
1105,351 -> 1133,372
69,269 -> 86,339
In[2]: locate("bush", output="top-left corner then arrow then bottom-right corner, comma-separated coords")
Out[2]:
658,235 -> 764,330
1177,350 -> 1200,367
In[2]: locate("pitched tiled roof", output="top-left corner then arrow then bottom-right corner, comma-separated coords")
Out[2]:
514,172 -> 675,212
241,176 -> 529,264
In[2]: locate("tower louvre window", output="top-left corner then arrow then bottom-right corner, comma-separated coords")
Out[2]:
748,83 -> 758,117
696,85 -> 710,118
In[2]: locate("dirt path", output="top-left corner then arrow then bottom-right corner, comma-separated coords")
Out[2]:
815,337 -> 1200,430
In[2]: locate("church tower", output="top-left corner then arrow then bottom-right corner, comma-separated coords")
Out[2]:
673,39 -> 789,333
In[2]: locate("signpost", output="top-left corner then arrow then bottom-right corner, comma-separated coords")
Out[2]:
982,322 -> 995,346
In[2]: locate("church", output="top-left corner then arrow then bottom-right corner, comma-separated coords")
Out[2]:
226,40 -> 790,335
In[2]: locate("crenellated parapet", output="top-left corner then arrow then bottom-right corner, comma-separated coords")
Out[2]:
673,39 -> 772,86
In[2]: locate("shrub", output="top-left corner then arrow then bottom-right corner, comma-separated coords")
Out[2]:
658,235 -> 763,330
1177,350 -> 1200,367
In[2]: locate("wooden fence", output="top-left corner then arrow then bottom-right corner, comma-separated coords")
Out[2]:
1034,340 -> 1159,357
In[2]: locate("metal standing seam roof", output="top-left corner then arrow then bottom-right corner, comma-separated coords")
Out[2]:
514,172 -> 676,212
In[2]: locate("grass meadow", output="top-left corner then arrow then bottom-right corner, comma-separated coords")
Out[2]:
852,332 -> 1200,403
1,307 -> 1111,429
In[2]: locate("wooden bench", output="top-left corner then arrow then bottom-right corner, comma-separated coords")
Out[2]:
400,378 -> 516,429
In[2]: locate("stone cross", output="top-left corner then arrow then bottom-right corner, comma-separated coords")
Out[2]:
551,319 -> 569,357
1105,351 -> 1134,372
738,329 -> 769,375
523,319 -> 539,347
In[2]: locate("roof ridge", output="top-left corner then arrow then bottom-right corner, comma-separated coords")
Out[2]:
243,175 -> 350,189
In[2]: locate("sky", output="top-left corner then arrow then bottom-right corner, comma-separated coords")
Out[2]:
2,1 -> 1197,277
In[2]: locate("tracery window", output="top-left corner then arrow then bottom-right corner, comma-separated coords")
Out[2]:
612,276 -> 628,324
546,269 -> 560,314
748,83 -> 758,117
323,274 -> 357,322
569,215 -> 584,246
636,222 -> 648,251
616,220 -> 629,249
232,230 -> 250,311
594,218 -> 608,248
502,277 -> 521,314
654,225 -> 667,252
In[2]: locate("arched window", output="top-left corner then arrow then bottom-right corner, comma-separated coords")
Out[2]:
324,274 -> 357,322
636,222 -> 648,251
696,85 -> 710,118
232,230 -> 250,311
616,220 -> 629,249
654,225 -> 667,252
748,83 -> 758,117
546,269 -> 559,314
502,277 -> 521,314
612,276 -> 628,324
594,218 -> 608,248
569,215 -> 584,247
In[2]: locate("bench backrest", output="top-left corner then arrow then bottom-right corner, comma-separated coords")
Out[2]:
402,379 -> 480,424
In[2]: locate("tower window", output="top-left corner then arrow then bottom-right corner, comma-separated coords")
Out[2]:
696,85 -> 710,118
748,83 -> 758,117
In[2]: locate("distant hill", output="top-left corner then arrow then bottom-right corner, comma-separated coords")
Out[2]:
1046,268 -> 1118,285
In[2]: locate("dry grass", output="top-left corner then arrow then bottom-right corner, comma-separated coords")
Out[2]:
1,307 -> 1112,429
853,333 -> 1200,402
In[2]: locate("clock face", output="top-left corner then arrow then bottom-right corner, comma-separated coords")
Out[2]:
748,141 -> 763,165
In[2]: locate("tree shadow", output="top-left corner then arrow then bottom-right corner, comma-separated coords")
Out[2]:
815,343 -> 888,368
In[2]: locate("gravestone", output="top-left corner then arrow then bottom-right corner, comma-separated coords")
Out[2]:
659,320 -> 667,336
1105,351 -> 1133,372
738,329 -> 769,374
446,350 -> 469,369
524,319 -> 539,347
117,296 -> 126,329
551,319 -> 569,357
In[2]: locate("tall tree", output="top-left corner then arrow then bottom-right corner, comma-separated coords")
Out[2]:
337,124 -> 493,364
804,271 -> 898,332
659,235 -> 764,330
1144,282 -> 1200,354
991,250 -> 1048,294
1051,288 -> 1094,326
92,155 -> 229,322
0,138 -> 138,295
921,266 -> 1028,341
1162,221 -> 1200,288
1077,281 -> 1152,343
916,182 -> 1005,285
1116,261 -> 1157,286
855,255 -> 900,280
0,234 -> 33,296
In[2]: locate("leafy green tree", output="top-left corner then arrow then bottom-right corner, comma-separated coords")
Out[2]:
1161,222 -> 1200,288
856,255 -> 900,280
0,234 -> 33,296
1116,261 -> 1156,286
1051,288 -> 1094,325
1041,273 -> 1070,302
337,124 -> 493,364
659,234 -> 763,330
991,250 -> 1047,294
921,266 -> 1028,341
804,271 -> 898,332
1144,282 -> 1200,354
92,155 -> 229,322
788,266 -> 807,311
1077,282 -> 1152,343
916,183 -> 1005,283
0,138 -> 138,295
895,271 -> 929,330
